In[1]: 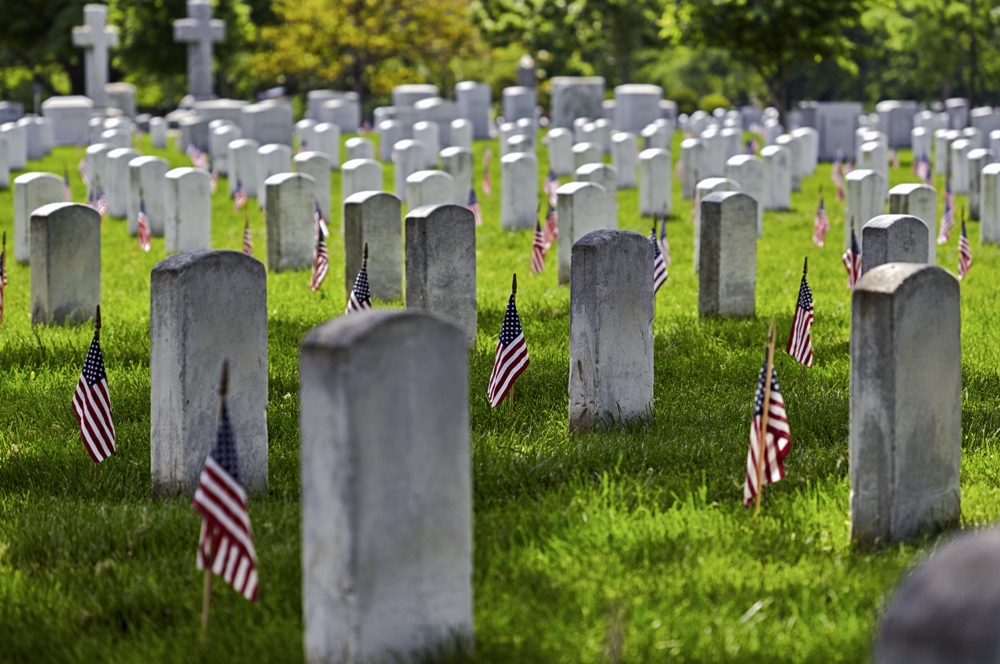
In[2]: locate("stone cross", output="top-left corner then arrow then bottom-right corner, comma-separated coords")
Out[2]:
173,0 -> 225,101
72,5 -> 119,107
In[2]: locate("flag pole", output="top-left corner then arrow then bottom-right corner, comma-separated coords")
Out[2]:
202,361 -> 228,639
509,273 -> 516,417
754,318 -> 777,520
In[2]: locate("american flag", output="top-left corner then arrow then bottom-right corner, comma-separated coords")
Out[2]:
482,148 -> 492,195
651,224 -> 667,294
487,280 -> 529,408
186,143 -> 210,171
658,213 -> 671,267
813,194 -> 829,247
832,153 -> 845,202
314,200 -> 329,237
958,219 -> 973,280
309,230 -> 329,292
675,157 -> 683,181
78,158 -> 89,186
346,247 -> 372,313
242,218 -> 253,255
71,326 -> 116,464
890,149 -> 900,169
137,198 -> 151,252
298,140 -> 308,154
209,167 -> 219,194
0,233 -> 7,324
543,168 -> 559,206
915,154 -> 931,184
842,228 -> 862,289
531,220 -> 547,274
743,353 -> 792,507
95,184 -> 108,218
63,166 -> 72,202
467,187 -> 483,226
786,271 -> 814,367
938,178 -> 955,244
748,137 -> 760,154
543,201 -> 558,246
233,180 -> 248,213
193,395 -> 258,602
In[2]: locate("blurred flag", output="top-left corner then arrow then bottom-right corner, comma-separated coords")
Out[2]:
242,217 -> 253,256
543,201 -> 558,246
233,180 -> 248,213
786,268 -> 814,367
650,223 -> 667,294
314,200 -> 329,237
958,218 -> 973,280
658,213 -> 671,267
71,320 -> 116,464
467,187 -> 483,226
482,148 -> 493,195
813,192 -> 829,247
137,197 -> 151,252
309,230 -> 328,292
543,168 -> 559,206
743,352 -> 791,508
346,245 -> 372,313
842,227 -> 862,289
938,179 -> 955,244
77,158 -> 89,186
487,277 -> 529,408
531,220 -> 547,274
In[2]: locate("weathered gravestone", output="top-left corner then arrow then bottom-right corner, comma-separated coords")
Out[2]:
571,142 -> 601,171
344,191 -> 402,301
406,170 -> 454,208
501,152 -> 538,230
502,86 -> 536,124
557,181 -> 607,285
693,178 -> 741,272
550,77 -> 605,129
911,127 -> 932,163
84,143 -> 113,202
312,123 -> 340,167
265,172 -> 315,272
846,169 -> 887,249
377,120 -> 402,163
413,121 -> 440,168
29,203 -> 100,325
450,119 -> 473,150
344,137 -> 373,162
341,159 -> 383,213
172,0 -> 225,101
638,148 -> 671,217
726,155 -> 765,236
41,97 -> 92,146
440,147 -> 473,205
405,204 -> 477,346
950,138 -> 972,193
575,163 -> 618,230
614,84 -> 662,134
791,126 -> 819,175
317,97 -> 361,134
680,138 -> 706,199
981,163 -> 1000,245
414,97 -> 458,147
0,138 -> 8,190
506,133 -> 533,156
228,138 -> 260,197
299,309 -> 473,664
128,156 -> 168,237
850,264 -> 960,546
101,127 -> 131,150
888,184 -> 937,262
455,81 -> 491,140
150,250 -> 267,496
294,151 -> 331,222
72,4 -> 118,108
241,100 -> 293,147
698,192 -> 756,317
760,145 -> 791,210
568,230 -> 653,433
611,132 -> 637,189
546,128 -> 573,176
149,117 -> 167,149
105,82 -> 136,117
295,119 -> 316,152
861,215 -> 929,275
775,134 -> 803,191
257,143 -> 292,209
13,173 -> 64,264
211,124 -> 241,176
393,140 -> 426,204
164,168 -> 211,253
106,148 -> 140,218
641,122 -> 670,151
967,148 -> 994,220
1,123 -> 27,171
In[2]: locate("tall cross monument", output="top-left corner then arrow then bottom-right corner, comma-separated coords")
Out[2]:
173,0 -> 226,101
72,4 -> 119,108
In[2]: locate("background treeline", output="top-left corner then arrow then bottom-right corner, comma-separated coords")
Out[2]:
0,0 -> 997,115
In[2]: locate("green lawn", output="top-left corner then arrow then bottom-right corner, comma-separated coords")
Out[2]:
0,129 -> 998,663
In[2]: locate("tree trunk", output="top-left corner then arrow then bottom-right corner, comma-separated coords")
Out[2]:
969,0 -> 978,107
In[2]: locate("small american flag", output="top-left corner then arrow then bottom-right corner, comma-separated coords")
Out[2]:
309,230 -> 329,292
938,178 -> 955,244
467,188 -> 483,226
743,353 -> 792,507
531,220 -> 547,274
314,200 -> 329,237
543,201 -> 558,246
0,234 -> 7,324
482,148 -> 493,195
487,278 -> 529,408
95,184 -> 108,218
748,138 -> 760,154
651,224 -> 667,294
890,149 -> 900,169
842,228 -> 862,289
137,198 -> 151,252
813,194 -> 829,247
193,392 -> 258,602
242,218 -> 253,256
298,140 -> 308,154
832,153 -> 845,202
786,270 -> 814,367
186,143 -> 210,171
915,154 -> 931,184
346,246 -> 372,314
543,168 -> 559,206
658,214 -> 671,267
78,158 -> 89,186
71,325 -> 116,464
233,180 -> 248,213
63,166 -> 72,202
958,219 -> 973,280
209,167 -> 219,194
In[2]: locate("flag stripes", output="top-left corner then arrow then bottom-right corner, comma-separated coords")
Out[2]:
71,331 -> 116,464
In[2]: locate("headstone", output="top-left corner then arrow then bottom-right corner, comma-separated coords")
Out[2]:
502,86 -> 536,124
299,309 -> 472,664
17,117 -> 43,160
556,181 -> 607,284
949,138 -> 972,193
405,204 -> 477,346
935,129 -> 956,175
193,99 -> 246,125
911,127 -> 931,163
294,151 -> 331,222
150,250 -> 267,496
875,100 -> 918,148
172,0 -> 225,101
413,121 -> 440,168
568,230 -> 653,432
211,124 -> 241,176
575,163 -> 618,229
241,100 -> 293,147
970,106 -> 1000,136
392,140 -> 426,204
150,117 -> 167,149
341,159 -> 383,212
860,215 -> 929,275
763,119 -> 783,147
888,184 -> 937,262
641,122 -> 670,151
106,147 -> 140,218
720,127 -> 742,162
128,156 -> 168,238
725,155 -> 765,236
257,143 -> 293,209
414,98 -> 459,147
850,263 -> 960,546
312,123 -> 340,167
164,168 -> 211,253
572,142 -> 601,171
845,169 -> 887,249
100,128 -> 131,150
406,170 -> 454,209
517,54 -> 536,87
699,129 -> 727,177
859,140 -> 888,183
105,82 -> 136,117
760,145 -> 791,210
698,191 -> 756,317
694,178 -> 741,272
791,127 -> 819,175
945,98 -> 969,130
392,84 -> 439,108
547,128 -> 574,176
991,130 -> 1000,155
72,4 -> 119,108
228,138 -> 260,197
295,118 -> 316,151
501,152 -> 538,230
774,134 -> 803,191
455,81 -> 490,139
345,137 -> 374,162
343,191 -> 402,301
797,101 -> 862,161
611,132 -> 637,188
306,90 -> 358,124
506,133 -> 533,155
638,149 -> 671,217
573,117 -> 591,143
0,138 -> 8,190
440,147 -> 473,205
550,77 -> 605,129
614,84 -> 662,134
14,173 -> 64,264
1,123 -> 26,170
29,203 -> 100,325
0,102 -> 24,125
981,163 -> 1000,245
84,143 -> 114,202
968,148 -> 994,220
377,120 -> 402,162
963,126 -> 984,150
680,138 -> 706,199
265,172 -> 315,271
41,96 -> 93,146
318,97 -> 361,134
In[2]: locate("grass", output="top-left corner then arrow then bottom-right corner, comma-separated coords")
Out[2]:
0,128 -> 998,663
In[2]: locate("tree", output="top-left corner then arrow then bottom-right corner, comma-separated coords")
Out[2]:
663,0 -> 866,114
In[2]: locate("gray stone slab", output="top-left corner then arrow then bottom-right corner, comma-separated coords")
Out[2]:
29,203 -> 100,325
413,122 -> 440,168
641,122 -> 670,151
17,117 -> 43,160
982,163 -> 1000,245
680,138 -> 706,199
791,126 -> 819,175
392,84 -> 439,108
575,163 -> 618,229
547,128 -> 574,176
614,84 -> 662,134
257,143 -> 293,209
344,137 -> 374,162
861,214 -> 929,275
501,152 -> 538,230
725,155 -> 765,236
797,101 -> 862,161
455,81 -> 490,139
698,191 -> 756,316
557,181 -> 607,284
775,134 -> 803,190
550,77 -> 605,129
950,138 -> 972,193
378,120 -> 402,163
846,169 -> 887,249
968,147 -> 994,220
105,82 -> 136,117
638,148 -> 670,217
164,167 -> 211,253
502,86 -> 536,124
1,123 -> 26,170
693,177 -> 741,272
241,100 -> 293,147
317,97 -> 361,134
414,98 -> 458,147
341,159 -> 383,215
0,138 -> 8,190
611,132 -> 637,189
14,172 -> 64,264
149,117 -> 167,149
41,96 -> 93,146
228,138 -> 260,197
312,123 -> 340,168
344,191 -> 402,301
440,147 -> 473,206
450,119 -> 472,150
211,124 -> 241,176
760,145 -> 791,210
572,142 -> 601,172
294,151 -> 331,223
128,156 -> 169,237
106,148 -> 140,218
406,170 -> 454,209
946,98 -> 969,130
265,172 -> 315,272
888,184 -> 937,263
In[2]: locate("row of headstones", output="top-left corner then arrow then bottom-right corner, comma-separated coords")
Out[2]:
0,117 -> 55,189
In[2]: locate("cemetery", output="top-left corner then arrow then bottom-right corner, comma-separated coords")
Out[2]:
2,1 -> 1000,663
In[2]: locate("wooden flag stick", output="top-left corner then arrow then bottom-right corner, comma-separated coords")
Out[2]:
509,273 -> 517,418
754,318 -> 777,520
364,241 -> 368,266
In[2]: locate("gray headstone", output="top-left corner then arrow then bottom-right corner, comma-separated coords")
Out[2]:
851,263 -> 960,546
946,98 -> 969,130
341,159 -> 383,213
0,102 -> 24,125
680,138 -> 706,199
693,177 -> 741,272
392,139 -> 426,204
392,84 -> 439,108
450,119 -> 472,150
414,98 -> 458,147
911,126 -> 931,163
312,123 -> 340,167
41,96 -> 93,146
193,98 -> 246,124
17,117 -> 43,160
791,126 -> 819,175
295,119 -> 316,151
318,97 -> 361,134
590,119 -> 613,154
413,121 -> 440,168
759,145 -> 791,210
172,0 -> 225,101
699,129 -> 726,177
611,132 -> 637,189
85,143 -> 114,202
14,173 -> 63,264
257,143 -> 292,210
506,133 -> 533,155
128,156 -> 169,238
517,54 -> 535,87
211,124 -> 241,176
406,170 -> 454,208
149,117 -> 167,149
241,100 -> 293,147
573,117 -> 591,143
797,101 -> 862,161
300,309 -> 472,664
981,163 -> 1000,245
405,204 -> 477,346
556,181 -> 607,284
502,86 -> 536,124
875,100 -> 917,149
29,203 -> 100,325
547,128 -> 574,176
935,129 -> 959,175
614,84 -> 662,134
571,142 -> 601,171
775,134 -> 803,191
568,230 -> 654,433
501,152 -> 538,230
550,77 -> 605,129
698,191 -> 756,317
641,122 -> 670,151
575,163 -> 618,229
963,126 -> 984,150
377,120 -> 402,163
968,147 -> 994,220
164,167 -> 211,253
949,138 -> 972,193
150,250 -> 267,496
265,172 -> 315,272
228,138 -> 260,197
638,148 -> 671,217
1,123 -> 26,170
0,138 -> 8,190
72,5 -> 119,107
455,81 -> 490,139
888,184 -> 937,263
344,137 -> 374,162
846,169 -> 887,249
861,214 -> 929,275
105,82 -> 136,118
294,151 -> 331,222
344,191 -> 402,301
101,127 -> 132,150
106,148 -> 140,218
440,147 -> 473,206
726,155 -> 765,236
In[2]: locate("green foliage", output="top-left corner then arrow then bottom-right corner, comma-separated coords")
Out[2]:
698,92 -> 730,112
